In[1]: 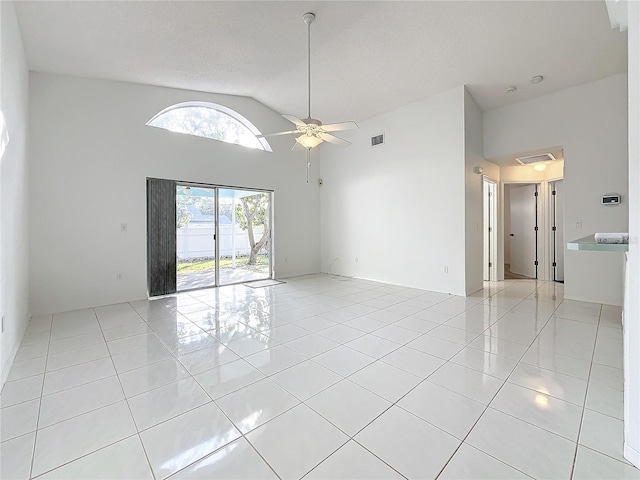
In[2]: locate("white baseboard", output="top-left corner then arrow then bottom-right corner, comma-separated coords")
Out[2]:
1,313 -> 33,389
624,443 -> 640,469
1,340 -> 22,388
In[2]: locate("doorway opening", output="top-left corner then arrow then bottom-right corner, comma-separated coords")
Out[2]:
147,178 -> 273,297
504,183 -> 540,280
483,177 -> 498,281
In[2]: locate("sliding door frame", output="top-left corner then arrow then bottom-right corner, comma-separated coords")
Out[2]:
215,185 -> 274,288
156,179 -> 274,295
215,187 -> 221,288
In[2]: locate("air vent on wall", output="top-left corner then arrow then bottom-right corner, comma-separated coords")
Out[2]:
371,133 -> 384,147
515,153 -> 556,165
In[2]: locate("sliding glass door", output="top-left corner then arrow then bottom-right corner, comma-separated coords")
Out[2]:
176,185 -> 217,291
218,189 -> 271,286
147,179 -> 273,295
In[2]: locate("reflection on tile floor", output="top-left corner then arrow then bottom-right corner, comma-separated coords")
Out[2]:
1,274 -> 638,479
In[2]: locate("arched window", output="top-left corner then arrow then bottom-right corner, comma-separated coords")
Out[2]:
147,102 -> 271,151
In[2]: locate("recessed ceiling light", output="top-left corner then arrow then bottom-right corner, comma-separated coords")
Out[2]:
507,86 -> 517,93
531,75 -> 544,84
533,163 -> 547,171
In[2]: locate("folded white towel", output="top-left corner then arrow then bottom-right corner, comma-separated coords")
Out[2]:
594,233 -> 629,244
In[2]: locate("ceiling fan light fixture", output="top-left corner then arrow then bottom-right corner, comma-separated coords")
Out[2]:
296,134 -> 323,149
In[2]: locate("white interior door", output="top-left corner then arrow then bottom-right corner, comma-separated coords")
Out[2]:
483,179 -> 497,281
553,181 -> 565,282
509,184 -> 537,278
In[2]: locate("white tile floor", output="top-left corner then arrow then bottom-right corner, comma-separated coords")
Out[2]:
1,274 -> 639,479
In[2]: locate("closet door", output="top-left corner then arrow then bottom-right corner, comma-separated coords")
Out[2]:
147,178 -> 177,296
509,184 -> 538,279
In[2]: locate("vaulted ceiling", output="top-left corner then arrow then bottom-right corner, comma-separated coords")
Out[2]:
14,1 -> 627,122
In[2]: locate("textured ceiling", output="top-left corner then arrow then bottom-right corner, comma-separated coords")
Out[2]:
14,1 -> 627,123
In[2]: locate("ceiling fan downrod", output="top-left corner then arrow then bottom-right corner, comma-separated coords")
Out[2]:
303,12 -> 315,120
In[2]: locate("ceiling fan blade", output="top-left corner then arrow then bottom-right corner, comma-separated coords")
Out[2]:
322,121 -> 359,132
257,130 -> 298,138
282,115 -> 307,127
320,133 -> 351,147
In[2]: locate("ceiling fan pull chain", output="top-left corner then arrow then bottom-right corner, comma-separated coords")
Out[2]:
306,148 -> 311,184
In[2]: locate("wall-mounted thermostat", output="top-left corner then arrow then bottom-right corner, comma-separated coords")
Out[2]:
602,194 -> 621,205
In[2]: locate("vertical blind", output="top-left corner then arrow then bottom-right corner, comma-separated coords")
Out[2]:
147,178 -> 177,296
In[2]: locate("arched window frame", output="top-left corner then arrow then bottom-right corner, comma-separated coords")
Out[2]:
146,101 -> 272,152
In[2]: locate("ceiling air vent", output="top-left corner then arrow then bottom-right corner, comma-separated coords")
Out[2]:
371,133 -> 384,147
515,153 -> 556,165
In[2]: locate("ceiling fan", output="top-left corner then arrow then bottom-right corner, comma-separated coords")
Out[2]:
258,12 -> 359,181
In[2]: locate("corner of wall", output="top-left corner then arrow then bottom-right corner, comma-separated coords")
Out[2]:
463,87 -> 486,295
1,0 -> 33,386
624,0 -> 640,467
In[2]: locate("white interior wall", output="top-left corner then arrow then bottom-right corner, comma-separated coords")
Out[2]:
464,87 -> 491,295
0,1 -> 30,384
320,87 -> 467,295
484,75 -> 628,305
625,0 -> 640,467
29,73 -> 321,315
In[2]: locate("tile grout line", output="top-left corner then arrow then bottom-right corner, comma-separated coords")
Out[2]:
431,283 -> 561,479
176,348 -> 284,479
295,371 -> 414,479
568,303 -> 603,480
26,314 -> 52,480
99,306 -> 158,480
579,444 -> 637,469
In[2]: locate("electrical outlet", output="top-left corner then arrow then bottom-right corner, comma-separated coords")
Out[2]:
116,273 -> 123,281
575,221 -> 582,230
121,223 -> 128,232
355,257 -> 359,263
